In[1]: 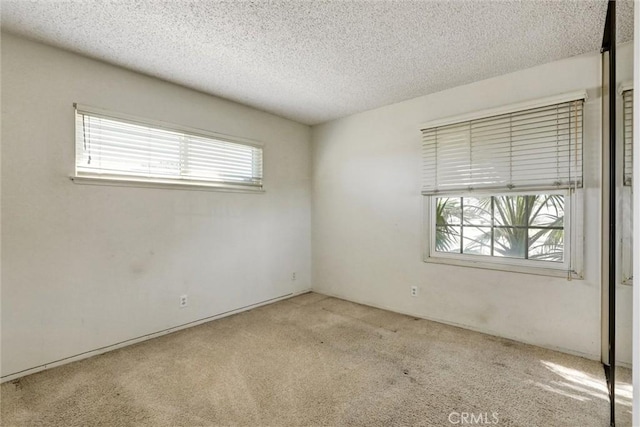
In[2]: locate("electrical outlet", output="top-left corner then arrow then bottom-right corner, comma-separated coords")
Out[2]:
292,272 -> 296,281
411,286 -> 418,297
179,294 -> 188,308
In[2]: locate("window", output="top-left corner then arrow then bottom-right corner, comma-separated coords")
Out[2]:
623,89 -> 633,187
621,89 -> 633,283
73,105 -> 263,191
421,92 -> 585,277
432,192 -> 569,269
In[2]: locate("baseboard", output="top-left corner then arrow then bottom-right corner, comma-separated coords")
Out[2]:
4,288 -> 624,383
1,289 -> 311,383
312,289 -> 602,362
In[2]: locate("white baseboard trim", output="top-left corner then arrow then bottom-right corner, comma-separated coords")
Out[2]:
312,289 -> 604,363
1,289 -> 311,383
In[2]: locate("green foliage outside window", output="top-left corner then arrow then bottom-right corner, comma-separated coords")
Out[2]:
435,194 -> 564,262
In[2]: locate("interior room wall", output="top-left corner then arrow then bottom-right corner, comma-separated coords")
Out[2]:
312,43 -> 634,364
632,6 -> 640,424
1,33 -> 312,379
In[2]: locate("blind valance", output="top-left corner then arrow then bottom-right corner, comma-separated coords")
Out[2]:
421,97 -> 584,194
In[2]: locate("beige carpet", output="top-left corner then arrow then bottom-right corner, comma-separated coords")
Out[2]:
1,292 -> 633,426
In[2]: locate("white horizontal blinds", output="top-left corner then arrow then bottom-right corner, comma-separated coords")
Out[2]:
511,101 -> 582,188
623,90 -> 633,186
421,99 -> 583,194
75,110 -> 263,188
180,132 -> 262,184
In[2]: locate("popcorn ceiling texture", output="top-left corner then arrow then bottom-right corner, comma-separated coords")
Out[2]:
0,0 -> 635,125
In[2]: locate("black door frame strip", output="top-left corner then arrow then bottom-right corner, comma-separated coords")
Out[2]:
601,1 -> 616,426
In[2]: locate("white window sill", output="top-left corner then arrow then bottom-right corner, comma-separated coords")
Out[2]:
70,175 -> 265,194
423,256 -> 582,280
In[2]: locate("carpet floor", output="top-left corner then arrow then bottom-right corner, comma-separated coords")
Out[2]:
0,292 -> 633,426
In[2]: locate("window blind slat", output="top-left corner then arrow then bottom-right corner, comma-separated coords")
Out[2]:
421,98 -> 583,193
623,90 -> 633,186
75,110 -> 263,188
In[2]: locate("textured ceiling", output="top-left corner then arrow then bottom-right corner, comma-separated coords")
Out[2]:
1,1 -> 635,125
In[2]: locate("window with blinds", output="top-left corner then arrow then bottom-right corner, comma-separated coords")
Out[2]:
621,88 -> 633,284
421,98 -> 584,194
74,105 -> 263,190
623,89 -> 633,186
421,94 -> 586,277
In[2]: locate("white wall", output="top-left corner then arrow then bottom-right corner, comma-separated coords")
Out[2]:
633,5 -> 640,424
1,31 -> 634,380
312,43 -> 634,363
1,33 -> 311,378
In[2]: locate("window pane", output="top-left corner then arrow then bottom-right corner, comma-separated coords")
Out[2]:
493,227 -> 526,259
435,225 -> 460,253
436,197 -> 461,225
528,228 -> 564,262
462,197 -> 492,225
493,195 -> 529,226
430,192 -> 570,268
621,186 -> 633,281
462,225 -> 492,255
529,195 -> 564,227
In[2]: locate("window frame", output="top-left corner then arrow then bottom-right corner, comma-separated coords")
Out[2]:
419,92 -> 587,278
71,104 -> 265,193
619,84 -> 634,285
423,189 -> 583,279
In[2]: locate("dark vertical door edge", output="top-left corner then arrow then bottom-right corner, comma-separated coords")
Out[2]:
601,1 -> 616,426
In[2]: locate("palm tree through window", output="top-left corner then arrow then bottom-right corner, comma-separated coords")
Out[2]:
435,194 -> 565,262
